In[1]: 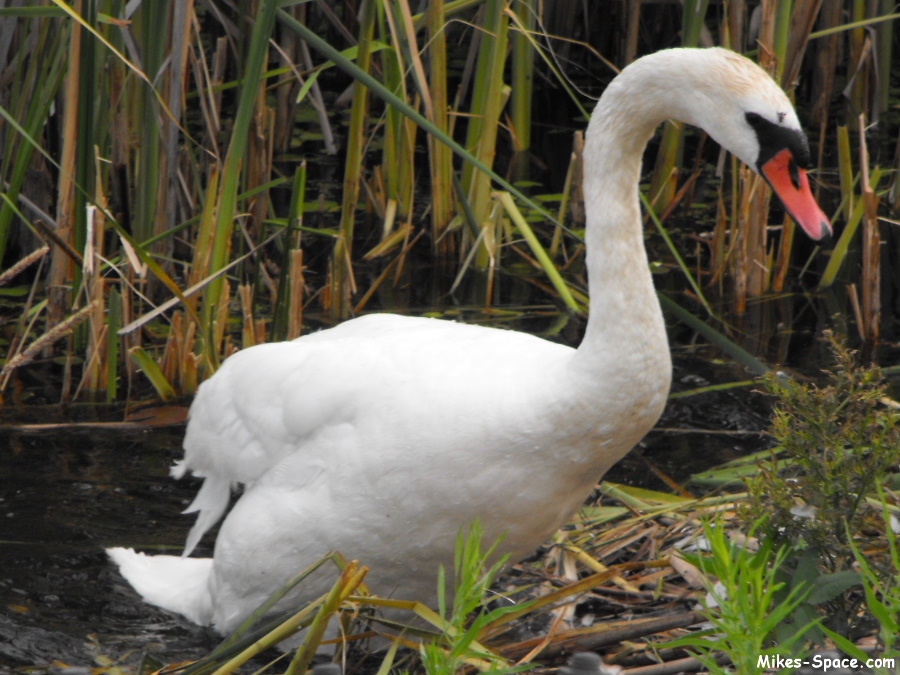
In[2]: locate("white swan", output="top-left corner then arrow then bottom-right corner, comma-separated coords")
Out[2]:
108,47 -> 830,635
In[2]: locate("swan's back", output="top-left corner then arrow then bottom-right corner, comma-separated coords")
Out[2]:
183,314 -> 575,481
177,314 -> 585,558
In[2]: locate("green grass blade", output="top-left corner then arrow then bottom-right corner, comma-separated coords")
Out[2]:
424,0 -> 454,246
641,192 -> 710,314
462,0 -> 510,259
495,192 -> 579,312
202,0 -> 279,351
658,293 -> 772,375
0,18 -> 68,262
129,346 -> 177,401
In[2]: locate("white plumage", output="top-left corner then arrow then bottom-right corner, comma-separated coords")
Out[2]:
108,47 -> 830,636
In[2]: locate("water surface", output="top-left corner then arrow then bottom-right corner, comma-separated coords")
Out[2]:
1,420 -> 212,671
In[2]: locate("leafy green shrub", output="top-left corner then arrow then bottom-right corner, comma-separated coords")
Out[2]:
743,332 -> 900,638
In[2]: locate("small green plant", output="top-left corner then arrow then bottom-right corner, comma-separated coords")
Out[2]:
669,518 -> 817,674
742,333 -> 900,638
419,520 -> 529,675
746,335 -> 900,561
822,488 -> 900,673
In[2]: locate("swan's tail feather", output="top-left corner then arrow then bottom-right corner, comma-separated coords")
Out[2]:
107,547 -> 214,626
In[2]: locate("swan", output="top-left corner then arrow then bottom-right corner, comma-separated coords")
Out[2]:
107,47 -> 831,637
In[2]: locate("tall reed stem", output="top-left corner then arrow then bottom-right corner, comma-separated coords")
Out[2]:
330,0 -> 376,319
202,0 -> 279,363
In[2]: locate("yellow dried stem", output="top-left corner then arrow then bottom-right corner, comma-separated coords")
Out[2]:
288,249 -> 306,340
239,283 -> 256,349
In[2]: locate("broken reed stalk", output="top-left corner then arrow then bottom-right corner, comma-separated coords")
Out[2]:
46,0 -> 85,331
858,115 -> 881,347
272,161 -> 308,341
425,0 -> 454,256
820,115 -> 885,347
288,250 -> 306,340
82,203 -> 107,395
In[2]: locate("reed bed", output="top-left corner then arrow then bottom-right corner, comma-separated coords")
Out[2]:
3,3 -> 900,670
0,1 -> 898,403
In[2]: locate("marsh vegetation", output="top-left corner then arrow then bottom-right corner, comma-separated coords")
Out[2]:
2,1 -> 900,673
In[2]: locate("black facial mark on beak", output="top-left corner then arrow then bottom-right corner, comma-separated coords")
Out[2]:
745,111 -> 812,172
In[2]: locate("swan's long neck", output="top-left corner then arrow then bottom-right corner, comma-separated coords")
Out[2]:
571,59 -> 676,386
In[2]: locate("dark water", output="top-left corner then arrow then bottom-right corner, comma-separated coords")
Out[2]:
612,348 -> 776,488
0,421 -> 215,672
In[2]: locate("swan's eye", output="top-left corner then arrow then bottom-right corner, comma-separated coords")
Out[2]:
745,112 -> 765,128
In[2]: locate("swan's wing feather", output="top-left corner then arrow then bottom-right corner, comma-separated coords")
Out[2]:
184,314 -> 563,478
180,474 -> 232,556
175,314 -> 570,551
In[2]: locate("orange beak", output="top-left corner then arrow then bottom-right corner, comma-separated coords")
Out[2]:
760,149 -> 832,242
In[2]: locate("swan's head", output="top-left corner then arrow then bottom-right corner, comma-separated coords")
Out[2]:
602,48 -> 832,242
675,48 -> 832,241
